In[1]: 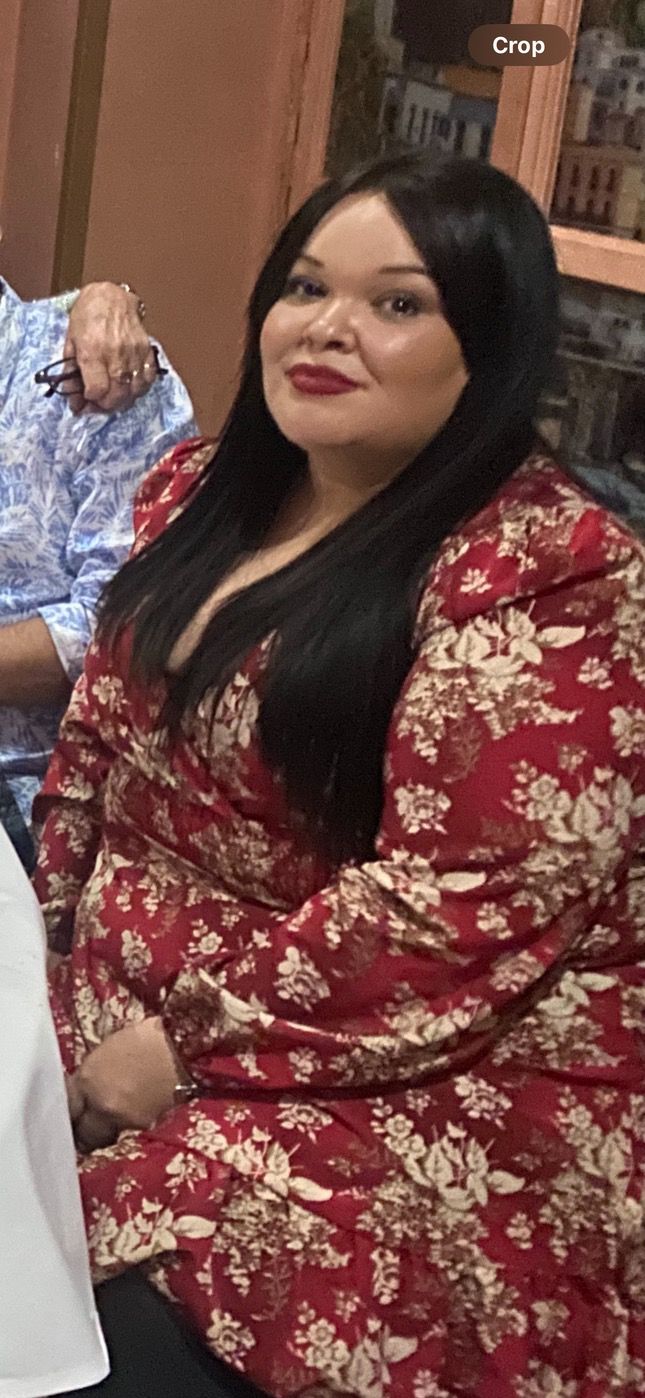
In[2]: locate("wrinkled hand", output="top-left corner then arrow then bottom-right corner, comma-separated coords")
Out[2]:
64,282 -> 157,415
70,1017 -> 182,1151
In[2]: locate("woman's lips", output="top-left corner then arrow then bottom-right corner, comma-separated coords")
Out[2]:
287,364 -> 361,396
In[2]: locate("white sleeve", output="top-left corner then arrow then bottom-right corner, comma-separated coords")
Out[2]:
0,829 -> 109,1396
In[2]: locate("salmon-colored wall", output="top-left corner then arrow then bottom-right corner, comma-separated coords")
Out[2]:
0,0 -> 22,217
0,0 -> 78,295
82,0 -> 317,434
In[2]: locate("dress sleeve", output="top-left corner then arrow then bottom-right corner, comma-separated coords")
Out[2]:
161,525 -> 645,1093
32,662 -> 113,952
33,439 -> 213,951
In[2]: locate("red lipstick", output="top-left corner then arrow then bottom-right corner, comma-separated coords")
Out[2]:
287,363 -> 360,396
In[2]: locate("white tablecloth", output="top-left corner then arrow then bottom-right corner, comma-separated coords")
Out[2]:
0,828 -> 108,1395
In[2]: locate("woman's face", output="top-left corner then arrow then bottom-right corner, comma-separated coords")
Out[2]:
260,193 -> 469,469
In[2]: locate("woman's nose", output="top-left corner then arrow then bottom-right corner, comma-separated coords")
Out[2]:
301,300 -> 357,351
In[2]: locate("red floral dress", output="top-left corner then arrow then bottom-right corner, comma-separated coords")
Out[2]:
35,441 -> 645,1398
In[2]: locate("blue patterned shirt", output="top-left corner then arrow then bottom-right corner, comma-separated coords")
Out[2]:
0,279 -> 197,821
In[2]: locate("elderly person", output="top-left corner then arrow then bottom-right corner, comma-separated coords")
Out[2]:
0,278 -> 195,865
36,155 -> 644,1396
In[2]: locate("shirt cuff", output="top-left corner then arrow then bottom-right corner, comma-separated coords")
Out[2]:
37,602 -> 94,684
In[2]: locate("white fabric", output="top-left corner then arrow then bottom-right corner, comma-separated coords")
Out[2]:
0,827 -> 108,1395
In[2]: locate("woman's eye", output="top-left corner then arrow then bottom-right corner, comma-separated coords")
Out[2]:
283,275 -> 325,301
380,293 -> 422,318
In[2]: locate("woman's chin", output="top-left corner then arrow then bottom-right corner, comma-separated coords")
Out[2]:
270,397 -> 367,451
276,418 -> 365,453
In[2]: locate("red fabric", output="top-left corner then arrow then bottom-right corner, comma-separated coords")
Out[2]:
36,442 -> 645,1397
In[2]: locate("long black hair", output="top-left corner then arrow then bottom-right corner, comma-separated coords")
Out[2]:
99,152 -> 560,865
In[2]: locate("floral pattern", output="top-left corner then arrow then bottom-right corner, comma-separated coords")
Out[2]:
35,441 -> 645,1396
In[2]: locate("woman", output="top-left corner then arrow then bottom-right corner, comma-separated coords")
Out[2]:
36,154 -> 644,1397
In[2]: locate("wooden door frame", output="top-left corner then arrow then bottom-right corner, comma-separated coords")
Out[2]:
492,0 -> 581,209
275,0 -> 346,221
52,0 -> 111,293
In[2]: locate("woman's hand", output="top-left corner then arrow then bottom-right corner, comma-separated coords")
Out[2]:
65,1072 -> 117,1153
74,1017 -> 182,1140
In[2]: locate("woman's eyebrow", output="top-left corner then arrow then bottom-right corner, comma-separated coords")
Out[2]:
377,264 -> 428,276
296,253 -> 429,277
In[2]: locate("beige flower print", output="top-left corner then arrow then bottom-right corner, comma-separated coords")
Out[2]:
393,784 -> 452,836
275,945 -> 331,1010
207,1309 -> 255,1367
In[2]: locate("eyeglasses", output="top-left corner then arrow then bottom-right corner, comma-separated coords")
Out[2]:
34,343 -> 168,397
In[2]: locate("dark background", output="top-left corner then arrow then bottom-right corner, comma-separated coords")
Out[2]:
393,0 -> 514,63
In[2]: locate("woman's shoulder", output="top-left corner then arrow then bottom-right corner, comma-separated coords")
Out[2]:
132,436 -> 215,549
417,451 -> 645,633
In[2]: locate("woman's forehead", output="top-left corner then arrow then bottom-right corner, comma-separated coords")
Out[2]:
301,193 -> 426,274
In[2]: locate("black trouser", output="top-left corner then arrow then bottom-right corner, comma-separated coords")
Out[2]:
60,1271 -> 268,1397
